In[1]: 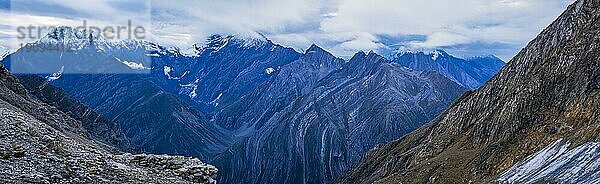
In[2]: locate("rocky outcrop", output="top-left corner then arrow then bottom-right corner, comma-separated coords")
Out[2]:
0,65 -> 217,183
337,0 -> 600,183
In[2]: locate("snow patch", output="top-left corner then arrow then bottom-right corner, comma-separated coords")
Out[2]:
180,46 -> 202,57
498,139 -> 600,184
431,50 -> 444,61
163,66 -> 189,80
116,58 -> 150,70
107,160 -> 130,170
164,66 -> 173,77
146,53 -> 161,57
46,66 -> 64,81
210,93 -> 223,107
265,68 -> 276,75
180,79 -> 200,98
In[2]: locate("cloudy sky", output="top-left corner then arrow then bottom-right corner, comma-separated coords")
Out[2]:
0,0 -> 574,60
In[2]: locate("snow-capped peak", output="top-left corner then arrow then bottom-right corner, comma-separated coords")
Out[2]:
35,26 -> 106,50
431,50 -> 444,60
33,26 -> 167,56
26,26 -> 281,60
203,34 -> 271,53
395,49 -> 450,61
306,44 -> 326,54
180,44 -> 203,57
205,35 -> 234,52
41,26 -> 100,42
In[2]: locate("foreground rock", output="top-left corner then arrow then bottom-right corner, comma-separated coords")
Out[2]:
0,65 -> 217,183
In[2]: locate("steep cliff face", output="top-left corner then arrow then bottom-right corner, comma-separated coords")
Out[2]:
214,51 -> 466,184
0,65 -> 217,183
337,0 -> 599,183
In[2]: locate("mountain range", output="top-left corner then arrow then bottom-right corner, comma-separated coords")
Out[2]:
337,0 -> 599,183
213,49 -> 466,183
2,19 -> 507,184
393,50 -> 505,89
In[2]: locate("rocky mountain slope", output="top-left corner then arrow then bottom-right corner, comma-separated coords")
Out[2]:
337,0 -> 599,183
146,34 -> 302,114
214,51 -> 466,184
50,74 -> 233,160
17,75 -> 134,151
209,44 -> 345,134
394,50 -> 505,90
0,65 -> 217,183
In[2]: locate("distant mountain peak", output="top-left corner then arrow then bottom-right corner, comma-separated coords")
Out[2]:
305,44 -> 324,53
37,26 -> 106,49
43,26 -> 99,41
430,49 -> 446,60
393,49 -> 505,89
366,50 -> 386,60
200,34 -> 274,54
304,44 -> 337,58
348,50 -> 389,66
351,50 -> 368,59
396,49 -> 453,61
466,55 -> 504,62
32,26 -> 165,56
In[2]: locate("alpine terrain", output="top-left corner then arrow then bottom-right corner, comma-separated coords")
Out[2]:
213,50 -> 466,183
2,19 -> 503,184
337,0 -> 600,183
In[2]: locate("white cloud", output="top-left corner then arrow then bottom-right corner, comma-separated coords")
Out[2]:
410,32 -> 470,48
148,0 -> 325,47
0,0 -> 575,60
319,0 -> 574,58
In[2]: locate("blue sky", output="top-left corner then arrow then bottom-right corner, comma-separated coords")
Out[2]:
0,0 -> 574,60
